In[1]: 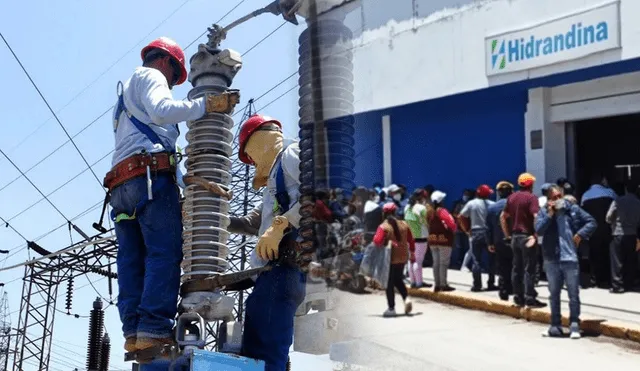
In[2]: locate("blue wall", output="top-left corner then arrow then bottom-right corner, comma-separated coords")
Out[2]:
352,57 -> 640,207
353,110 -> 384,188
389,86 -> 527,207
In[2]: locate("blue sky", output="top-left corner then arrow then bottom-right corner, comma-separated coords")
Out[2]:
0,0 -> 310,369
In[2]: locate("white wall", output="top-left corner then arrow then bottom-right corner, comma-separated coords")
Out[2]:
343,0 -> 640,114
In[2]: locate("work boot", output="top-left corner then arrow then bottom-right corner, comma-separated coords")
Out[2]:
124,337 -> 137,353
135,336 -> 176,350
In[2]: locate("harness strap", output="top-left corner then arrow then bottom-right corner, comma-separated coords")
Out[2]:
111,81 -> 179,223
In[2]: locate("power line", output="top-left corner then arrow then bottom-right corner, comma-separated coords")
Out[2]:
0,32 -> 104,188
0,105 -> 113,194
0,215 -> 28,242
1,69 -> 298,267
0,148 -> 72,222
241,21 -> 287,56
4,149 -> 113,223
0,0 -> 249,199
1,199 -> 104,268
3,0 -> 193,155
184,0 -> 248,50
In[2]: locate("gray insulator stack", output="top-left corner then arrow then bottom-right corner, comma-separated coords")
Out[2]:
181,88 -> 234,281
179,41 -> 242,322
181,45 -> 242,286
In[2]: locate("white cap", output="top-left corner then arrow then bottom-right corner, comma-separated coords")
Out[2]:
385,184 -> 400,193
431,190 -> 446,204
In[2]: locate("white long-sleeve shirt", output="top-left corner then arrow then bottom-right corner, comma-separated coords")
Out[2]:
111,67 -> 206,187
250,139 -> 301,269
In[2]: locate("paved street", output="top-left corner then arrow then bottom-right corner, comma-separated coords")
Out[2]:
321,289 -> 640,371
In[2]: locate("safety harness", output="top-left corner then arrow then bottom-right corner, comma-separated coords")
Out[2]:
106,81 -> 180,223
271,147 -> 300,266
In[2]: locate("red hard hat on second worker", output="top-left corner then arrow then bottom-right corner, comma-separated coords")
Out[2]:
238,114 -> 282,164
476,184 -> 494,198
141,37 -> 188,86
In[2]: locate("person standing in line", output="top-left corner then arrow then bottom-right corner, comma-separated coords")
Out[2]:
606,181 -> 640,293
487,181 -> 515,301
536,184 -> 596,339
500,173 -> 546,308
458,184 -> 497,292
405,189 -> 432,288
452,189 -> 475,271
581,172 -> 617,288
428,191 -> 457,292
372,203 -> 415,317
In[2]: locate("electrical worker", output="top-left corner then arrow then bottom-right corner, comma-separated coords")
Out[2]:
103,37 -> 239,353
226,114 -> 306,371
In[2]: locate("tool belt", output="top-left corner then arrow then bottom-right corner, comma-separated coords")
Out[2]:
103,152 -> 176,191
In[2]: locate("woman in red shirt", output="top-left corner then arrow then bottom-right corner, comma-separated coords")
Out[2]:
373,203 -> 415,317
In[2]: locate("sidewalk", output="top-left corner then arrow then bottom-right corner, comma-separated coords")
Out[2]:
407,267 -> 640,343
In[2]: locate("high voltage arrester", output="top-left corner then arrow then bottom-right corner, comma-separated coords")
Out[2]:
65,277 -> 73,314
86,298 -> 104,371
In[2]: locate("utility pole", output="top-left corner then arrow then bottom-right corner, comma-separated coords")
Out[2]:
0,291 -> 11,371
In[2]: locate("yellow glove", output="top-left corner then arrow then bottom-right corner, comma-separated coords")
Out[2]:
256,216 -> 288,261
205,90 -> 240,114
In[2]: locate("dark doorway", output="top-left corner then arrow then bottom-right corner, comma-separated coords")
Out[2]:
572,113 -> 640,199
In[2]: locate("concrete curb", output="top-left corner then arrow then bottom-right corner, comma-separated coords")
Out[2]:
407,286 -> 640,344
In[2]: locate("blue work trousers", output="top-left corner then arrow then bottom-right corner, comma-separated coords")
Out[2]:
544,260 -> 581,327
242,263 -> 306,371
110,174 -> 183,340
470,229 -> 495,289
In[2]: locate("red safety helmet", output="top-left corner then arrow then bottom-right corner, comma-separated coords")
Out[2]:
476,184 -> 494,198
382,202 -> 397,214
238,114 -> 282,165
141,37 -> 188,86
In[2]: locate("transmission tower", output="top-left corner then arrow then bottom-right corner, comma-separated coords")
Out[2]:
0,291 -> 10,371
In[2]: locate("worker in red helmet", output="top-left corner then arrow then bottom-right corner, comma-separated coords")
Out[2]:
457,184 -> 497,292
225,113 -> 305,371
104,36 -> 240,354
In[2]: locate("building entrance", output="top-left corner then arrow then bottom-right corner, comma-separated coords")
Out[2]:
571,113 -> 640,198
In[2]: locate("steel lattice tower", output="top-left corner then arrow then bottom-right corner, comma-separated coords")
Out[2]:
0,291 -> 10,371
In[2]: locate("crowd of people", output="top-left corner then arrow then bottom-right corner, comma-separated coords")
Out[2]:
312,172 -> 640,339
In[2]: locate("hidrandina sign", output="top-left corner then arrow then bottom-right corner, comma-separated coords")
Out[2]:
485,0 -> 621,76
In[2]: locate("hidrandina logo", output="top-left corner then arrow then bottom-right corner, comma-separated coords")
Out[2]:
491,39 -> 506,70
490,20 -> 610,71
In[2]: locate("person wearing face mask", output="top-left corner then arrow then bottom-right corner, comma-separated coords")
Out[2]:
536,184 -> 595,339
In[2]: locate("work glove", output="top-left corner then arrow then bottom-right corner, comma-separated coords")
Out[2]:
183,175 -> 233,200
205,89 -> 240,114
256,216 -> 288,261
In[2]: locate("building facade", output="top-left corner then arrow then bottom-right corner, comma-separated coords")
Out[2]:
327,0 -> 640,203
